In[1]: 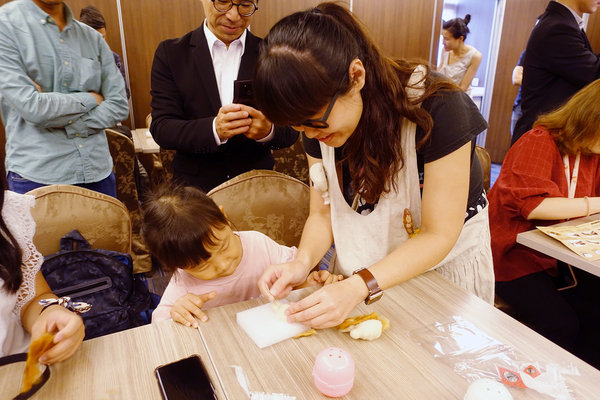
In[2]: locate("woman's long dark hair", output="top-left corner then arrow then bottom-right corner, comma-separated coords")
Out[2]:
254,2 -> 456,203
0,161 -> 23,293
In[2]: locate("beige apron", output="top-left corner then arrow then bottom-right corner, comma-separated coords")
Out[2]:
317,66 -> 495,304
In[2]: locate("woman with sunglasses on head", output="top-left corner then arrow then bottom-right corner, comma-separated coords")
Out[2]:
255,2 -> 494,329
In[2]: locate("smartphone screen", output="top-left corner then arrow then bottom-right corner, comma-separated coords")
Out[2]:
233,79 -> 255,108
155,355 -> 217,400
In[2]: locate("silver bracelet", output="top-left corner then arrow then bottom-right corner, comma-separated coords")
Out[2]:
39,297 -> 92,314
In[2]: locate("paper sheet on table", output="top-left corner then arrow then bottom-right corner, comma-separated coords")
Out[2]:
537,219 -> 600,261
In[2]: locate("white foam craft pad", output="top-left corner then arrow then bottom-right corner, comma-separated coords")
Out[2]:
237,302 -> 309,349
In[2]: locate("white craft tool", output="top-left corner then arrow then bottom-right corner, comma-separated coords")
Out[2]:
237,301 -> 308,349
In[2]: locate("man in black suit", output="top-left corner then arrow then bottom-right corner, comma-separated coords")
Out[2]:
512,0 -> 600,145
150,0 -> 297,191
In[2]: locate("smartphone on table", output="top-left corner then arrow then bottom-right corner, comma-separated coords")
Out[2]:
233,79 -> 256,108
154,355 -> 217,400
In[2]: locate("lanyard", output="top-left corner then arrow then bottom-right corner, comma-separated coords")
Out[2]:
563,153 -> 581,199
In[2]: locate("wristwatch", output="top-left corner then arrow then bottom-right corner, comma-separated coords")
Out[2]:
353,267 -> 383,305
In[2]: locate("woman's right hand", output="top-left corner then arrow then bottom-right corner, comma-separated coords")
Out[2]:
258,259 -> 311,301
170,291 -> 216,328
32,305 -> 85,364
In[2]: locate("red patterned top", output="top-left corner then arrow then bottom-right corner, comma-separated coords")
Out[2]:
488,127 -> 600,282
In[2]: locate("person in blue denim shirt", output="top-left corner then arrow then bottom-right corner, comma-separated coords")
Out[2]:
0,0 -> 129,197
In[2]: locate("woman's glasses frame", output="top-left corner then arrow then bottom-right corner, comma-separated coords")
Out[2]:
294,91 -> 342,129
294,74 -> 348,129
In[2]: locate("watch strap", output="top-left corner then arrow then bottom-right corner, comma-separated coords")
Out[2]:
353,267 -> 383,305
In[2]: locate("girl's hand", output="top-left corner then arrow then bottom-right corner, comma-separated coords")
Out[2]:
285,276 -> 367,329
31,306 -> 85,364
170,291 -> 217,328
305,270 -> 344,286
258,259 -> 312,301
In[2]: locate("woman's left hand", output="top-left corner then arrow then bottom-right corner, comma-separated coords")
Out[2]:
31,306 -> 85,364
286,276 -> 366,329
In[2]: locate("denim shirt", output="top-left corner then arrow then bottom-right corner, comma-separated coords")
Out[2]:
0,0 -> 129,184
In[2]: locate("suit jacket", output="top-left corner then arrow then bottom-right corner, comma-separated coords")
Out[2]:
512,1 -> 600,144
150,26 -> 298,191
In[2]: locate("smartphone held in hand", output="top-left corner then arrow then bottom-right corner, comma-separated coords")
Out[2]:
233,79 -> 255,108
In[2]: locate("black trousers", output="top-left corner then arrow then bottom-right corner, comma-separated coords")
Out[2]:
496,266 -> 600,370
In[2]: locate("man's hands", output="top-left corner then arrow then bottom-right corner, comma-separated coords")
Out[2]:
90,92 -> 104,105
215,104 -> 273,142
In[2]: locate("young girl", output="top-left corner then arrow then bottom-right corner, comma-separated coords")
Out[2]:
255,3 -> 494,329
142,184 -> 340,327
489,79 -> 600,368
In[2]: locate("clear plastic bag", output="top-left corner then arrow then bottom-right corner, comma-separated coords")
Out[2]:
231,365 -> 296,400
410,316 -> 580,400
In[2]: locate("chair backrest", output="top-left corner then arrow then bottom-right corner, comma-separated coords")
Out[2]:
207,170 -> 310,247
105,128 -> 153,273
26,185 -> 132,256
158,149 -> 176,184
272,135 -> 309,185
475,145 -> 491,192
106,128 -> 138,211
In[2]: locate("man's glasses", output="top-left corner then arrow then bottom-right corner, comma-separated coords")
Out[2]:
212,0 -> 258,17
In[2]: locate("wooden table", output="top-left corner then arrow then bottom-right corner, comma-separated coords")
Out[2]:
132,128 -> 160,154
198,272 -> 600,399
517,214 -> 600,277
3,272 -> 600,399
0,320 -> 224,400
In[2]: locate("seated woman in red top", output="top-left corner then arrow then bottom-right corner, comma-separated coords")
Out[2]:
488,79 -> 600,369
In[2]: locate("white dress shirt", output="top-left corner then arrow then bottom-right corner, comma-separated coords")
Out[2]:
203,22 -> 274,145
555,1 -> 585,29
204,21 -> 245,145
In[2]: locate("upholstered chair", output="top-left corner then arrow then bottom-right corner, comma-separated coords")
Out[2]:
272,135 -> 309,185
26,185 -> 132,256
475,145 -> 492,192
105,129 -> 152,273
208,170 -> 310,247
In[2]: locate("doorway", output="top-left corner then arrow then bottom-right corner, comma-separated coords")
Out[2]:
437,0 -> 504,146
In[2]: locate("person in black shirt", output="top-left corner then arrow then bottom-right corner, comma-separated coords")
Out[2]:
254,2 -> 494,329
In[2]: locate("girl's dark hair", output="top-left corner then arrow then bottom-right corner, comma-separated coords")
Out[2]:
254,2 -> 456,203
141,184 -> 228,271
0,162 -> 23,293
443,14 -> 471,40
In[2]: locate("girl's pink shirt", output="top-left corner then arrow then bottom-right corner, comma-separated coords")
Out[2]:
152,231 -> 297,322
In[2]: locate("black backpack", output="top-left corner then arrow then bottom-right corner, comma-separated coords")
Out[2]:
41,230 -> 151,339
